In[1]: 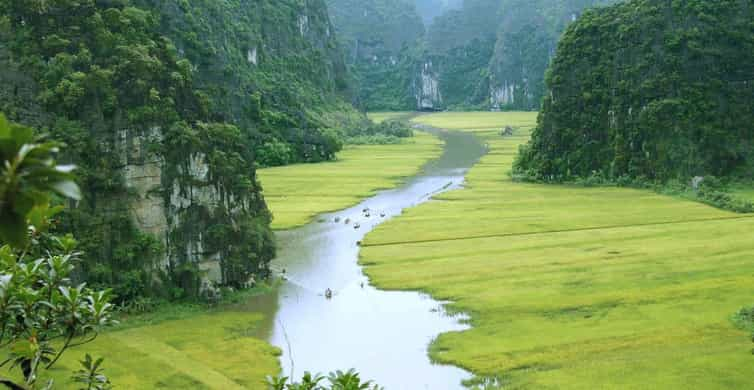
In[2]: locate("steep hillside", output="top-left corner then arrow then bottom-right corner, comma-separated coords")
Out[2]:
488,0 -> 616,110
328,0 -> 612,110
326,0 -> 425,110
414,0 -> 462,25
140,0 -> 355,166
423,0 -> 500,108
0,0 -> 356,301
515,0 -> 754,182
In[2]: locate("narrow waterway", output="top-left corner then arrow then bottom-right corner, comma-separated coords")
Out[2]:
259,128 -> 486,389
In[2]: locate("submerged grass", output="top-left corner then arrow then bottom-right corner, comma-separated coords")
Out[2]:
361,112 -> 754,388
259,131 -> 443,230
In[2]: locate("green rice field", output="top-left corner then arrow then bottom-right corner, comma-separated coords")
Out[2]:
259,131 -> 442,230
361,112 -> 754,388
37,306 -> 280,388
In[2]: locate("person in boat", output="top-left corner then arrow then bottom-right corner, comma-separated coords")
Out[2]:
325,288 -> 333,299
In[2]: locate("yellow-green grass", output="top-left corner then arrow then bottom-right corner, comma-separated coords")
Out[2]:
366,111 -> 416,123
409,111 -> 535,130
259,131 -> 443,230
38,311 -> 279,389
361,112 -> 754,388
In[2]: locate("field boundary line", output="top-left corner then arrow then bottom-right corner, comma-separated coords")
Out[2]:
362,214 -> 754,247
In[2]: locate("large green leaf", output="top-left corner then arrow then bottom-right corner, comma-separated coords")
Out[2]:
49,180 -> 82,201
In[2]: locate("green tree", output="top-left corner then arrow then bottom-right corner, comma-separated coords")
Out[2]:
0,116 -> 114,389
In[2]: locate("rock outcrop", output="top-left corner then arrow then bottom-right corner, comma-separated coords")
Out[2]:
415,61 -> 443,110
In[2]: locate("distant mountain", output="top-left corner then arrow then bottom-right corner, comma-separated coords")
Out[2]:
328,0 -> 615,111
413,0 -> 463,26
326,0 -> 428,110
488,0 -> 616,110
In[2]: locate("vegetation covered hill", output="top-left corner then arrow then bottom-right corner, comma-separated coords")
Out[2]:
488,0 -> 616,110
140,0 -> 355,166
326,0 -> 425,110
515,0 -> 754,182
327,0 -> 613,110
423,0 -> 500,109
414,0 -> 462,25
0,0 -> 361,302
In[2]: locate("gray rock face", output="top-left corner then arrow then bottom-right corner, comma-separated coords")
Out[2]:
487,0 -> 619,110
691,176 -> 705,191
415,60 -> 442,110
489,81 -> 518,109
117,130 -> 235,283
116,128 -> 170,266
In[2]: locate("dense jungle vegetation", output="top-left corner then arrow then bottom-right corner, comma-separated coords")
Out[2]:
0,0 -> 413,305
327,0 -> 614,111
515,0 -> 754,195
487,0 -> 616,110
0,0 -> 275,303
326,0 -> 426,111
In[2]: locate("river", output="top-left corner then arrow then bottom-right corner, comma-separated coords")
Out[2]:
254,128 -> 486,389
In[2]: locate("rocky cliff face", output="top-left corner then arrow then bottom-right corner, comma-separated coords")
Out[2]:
0,1 -> 280,299
415,61 -> 442,110
114,124 -> 272,288
117,130 -> 216,277
328,0 -> 616,110
326,0 -> 426,110
487,0 -> 616,110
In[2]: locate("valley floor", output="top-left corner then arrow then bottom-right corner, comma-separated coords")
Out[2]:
361,112 -> 754,388
37,125 -> 442,388
259,129 -> 442,230
43,289 -> 280,388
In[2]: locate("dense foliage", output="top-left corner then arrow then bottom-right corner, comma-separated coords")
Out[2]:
328,0 -> 610,110
515,0 -> 754,182
423,0 -> 500,109
0,0 -> 275,301
413,0 -> 462,26
0,117 -> 114,389
488,0 -> 616,110
326,0 -> 425,111
140,0 -> 355,165
340,120 -> 414,145
267,369 -> 382,390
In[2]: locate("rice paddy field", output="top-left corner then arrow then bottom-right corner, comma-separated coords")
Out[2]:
259,131 -> 442,230
39,307 -> 280,388
361,112 -> 754,388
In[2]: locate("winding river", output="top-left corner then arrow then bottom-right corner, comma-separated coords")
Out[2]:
252,128 -> 486,389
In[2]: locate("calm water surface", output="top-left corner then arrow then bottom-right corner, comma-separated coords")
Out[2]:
253,128 -> 486,389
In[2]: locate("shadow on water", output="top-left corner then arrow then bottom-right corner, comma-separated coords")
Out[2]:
248,127 -> 487,389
